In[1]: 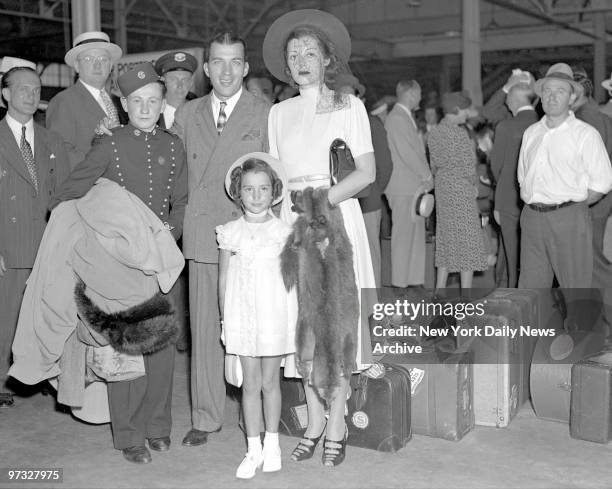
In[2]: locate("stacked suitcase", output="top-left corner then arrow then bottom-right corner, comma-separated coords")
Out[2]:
456,288 -> 543,427
381,351 -> 474,440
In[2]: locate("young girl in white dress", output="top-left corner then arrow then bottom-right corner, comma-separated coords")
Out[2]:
216,152 -> 295,479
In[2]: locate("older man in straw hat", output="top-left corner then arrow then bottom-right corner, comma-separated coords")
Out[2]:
517,63 -> 612,288
46,31 -> 122,170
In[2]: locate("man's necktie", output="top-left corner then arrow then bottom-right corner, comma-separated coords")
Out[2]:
20,126 -> 38,192
217,101 -> 227,135
99,89 -> 120,128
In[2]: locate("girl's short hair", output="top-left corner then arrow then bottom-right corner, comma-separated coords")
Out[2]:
282,26 -> 348,91
228,158 -> 284,205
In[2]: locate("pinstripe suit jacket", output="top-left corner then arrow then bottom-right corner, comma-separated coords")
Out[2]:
173,89 -> 270,263
46,81 -> 107,170
0,118 -> 70,268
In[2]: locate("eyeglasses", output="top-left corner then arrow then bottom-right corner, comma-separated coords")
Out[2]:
77,55 -> 111,65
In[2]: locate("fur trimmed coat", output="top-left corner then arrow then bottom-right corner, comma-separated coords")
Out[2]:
280,187 -> 358,403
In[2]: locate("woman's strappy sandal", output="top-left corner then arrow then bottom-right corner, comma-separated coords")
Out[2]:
291,422 -> 327,462
322,426 -> 348,467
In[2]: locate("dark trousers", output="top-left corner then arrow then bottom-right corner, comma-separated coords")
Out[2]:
519,202 -> 592,288
0,268 -> 30,391
188,260 -> 225,431
108,344 -> 175,449
499,211 -> 520,288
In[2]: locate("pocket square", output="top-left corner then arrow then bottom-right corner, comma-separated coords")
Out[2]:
50,154 -> 56,159
241,129 -> 261,141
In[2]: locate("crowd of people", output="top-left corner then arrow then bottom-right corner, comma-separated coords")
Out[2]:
1,7 -> 612,480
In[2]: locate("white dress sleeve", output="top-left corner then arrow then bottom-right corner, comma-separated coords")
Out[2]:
215,220 -> 238,251
346,95 -> 374,158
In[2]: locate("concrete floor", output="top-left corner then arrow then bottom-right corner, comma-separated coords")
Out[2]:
2,350 -> 612,489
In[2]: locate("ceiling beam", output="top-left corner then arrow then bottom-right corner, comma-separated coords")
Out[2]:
484,0 -> 599,39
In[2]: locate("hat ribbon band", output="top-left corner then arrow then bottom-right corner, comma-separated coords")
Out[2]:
75,38 -> 111,47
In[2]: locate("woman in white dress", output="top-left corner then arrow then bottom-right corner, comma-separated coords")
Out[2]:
263,9 -> 376,467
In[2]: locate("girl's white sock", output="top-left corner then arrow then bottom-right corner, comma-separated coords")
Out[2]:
247,436 -> 262,454
263,431 -> 279,450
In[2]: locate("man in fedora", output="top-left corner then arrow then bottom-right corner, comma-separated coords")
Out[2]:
0,66 -> 70,408
489,69 -> 538,287
46,31 -> 122,170
517,63 -> 612,288
154,51 -> 198,130
384,79 -> 433,291
50,62 -> 188,464
172,32 -> 270,448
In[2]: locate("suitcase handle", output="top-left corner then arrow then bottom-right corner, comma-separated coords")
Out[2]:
354,374 -> 368,410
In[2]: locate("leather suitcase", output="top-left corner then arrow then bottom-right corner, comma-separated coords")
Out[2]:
382,350 -> 474,440
531,330 -> 606,423
460,288 -> 543,427
279,377 -> 308,437
346,364 -> 412,452
570,352 -> 612,443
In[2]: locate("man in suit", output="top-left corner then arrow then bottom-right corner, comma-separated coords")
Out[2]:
172,32 -> 270,447
384,80 -> 433,289
155,51 -> 198,130
334,73 -> 393,289
571,67 -> 612,290
0,66 -> 70,408
490,70 -> 538,287
0,57 -> 37,120
46,31 -> 122,170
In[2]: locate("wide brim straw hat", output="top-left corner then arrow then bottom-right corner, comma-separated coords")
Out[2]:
224,152 -> 288,206
534,63 -> 583,97
65,31 -> 122,68
263,9 -> 351,83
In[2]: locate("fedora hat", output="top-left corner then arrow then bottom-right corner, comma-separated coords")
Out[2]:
411,191 -> 435,222
224,152 -> 288,206
534,63 -> 583,97
602,72 -> 612,91
263,9 -> 351,83
65,31 -> 122,68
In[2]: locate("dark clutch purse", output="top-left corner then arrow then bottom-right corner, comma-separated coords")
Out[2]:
329,138 -> 371,199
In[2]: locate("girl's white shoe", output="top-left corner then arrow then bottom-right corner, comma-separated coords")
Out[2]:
235,451 -> 264,479
262,445 -> 282,472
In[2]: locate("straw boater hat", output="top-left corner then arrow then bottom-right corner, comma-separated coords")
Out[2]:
333,72 -> 366,97
534,63 -> 583,97
0,56 -> 36,74
65,31 -> 122,68
224,152 -> 288,206
263,9 -> 351,83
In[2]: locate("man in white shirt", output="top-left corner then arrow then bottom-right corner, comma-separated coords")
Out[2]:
0,66 -> 69,407
154,51 -> 197,130
46,31 -> 122,169
517,63 -> 612,288
384,80 -> 433,289
172,32 -> 270,448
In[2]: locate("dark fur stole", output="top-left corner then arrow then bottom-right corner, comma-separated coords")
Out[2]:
74,280 -> 178,354
280,187 -> 358,403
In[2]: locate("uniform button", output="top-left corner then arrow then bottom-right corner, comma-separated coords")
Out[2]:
118,173 -> 122,176
11,217 -> 17,222
10,195 -> 16,200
